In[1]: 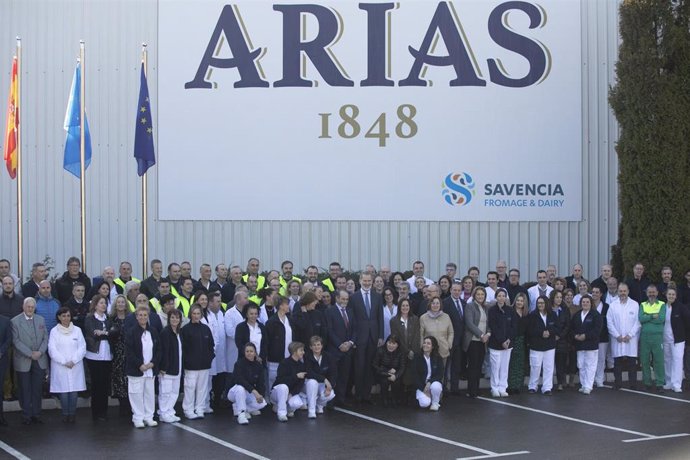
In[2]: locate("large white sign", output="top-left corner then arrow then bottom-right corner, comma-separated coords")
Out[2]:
158,0 -> 582,221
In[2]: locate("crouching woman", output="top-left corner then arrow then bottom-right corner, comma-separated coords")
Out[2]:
228,342 -> 268,425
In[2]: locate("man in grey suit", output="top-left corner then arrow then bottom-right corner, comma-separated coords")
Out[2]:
11,297 -> 48,425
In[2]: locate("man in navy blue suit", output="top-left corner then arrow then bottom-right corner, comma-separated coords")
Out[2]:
326,290 -> 356,407
443,281 -> 466,394
349,273 -> 383,404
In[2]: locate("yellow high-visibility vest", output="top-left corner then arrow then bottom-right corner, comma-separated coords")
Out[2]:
279,276 -> 302,296
114,276 -> 141,292
242,274 -> 266,291
322,278 -> 335,292
642,300 -> 664,315
177,295 -> 193,317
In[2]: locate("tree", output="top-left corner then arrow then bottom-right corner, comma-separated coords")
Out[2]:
609,0 -> 690,283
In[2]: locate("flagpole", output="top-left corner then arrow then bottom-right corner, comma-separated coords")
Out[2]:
79,41 -> 87,274
141,43 -> 149,278
15,37 -> 23,282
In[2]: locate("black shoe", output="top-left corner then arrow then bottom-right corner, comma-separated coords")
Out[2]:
528,389 -> 537,394
645,385 -> 653,392
543,391 -> 552,396
612,384 -> 622,390
657,387 -> 665,393
31,417 -> 43,424
68,415 -> 76,423
629,384 -> 637,390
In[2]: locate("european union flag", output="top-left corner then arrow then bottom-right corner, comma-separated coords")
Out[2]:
63,61 -> 92,178
134,63 -> 155,176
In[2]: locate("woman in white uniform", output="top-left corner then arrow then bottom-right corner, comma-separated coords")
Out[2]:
48,307 -> 86,422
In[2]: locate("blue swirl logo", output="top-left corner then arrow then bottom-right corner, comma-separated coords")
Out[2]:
442,172 -> 475,206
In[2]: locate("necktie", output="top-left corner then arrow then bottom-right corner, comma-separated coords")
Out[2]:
455,299 -> 462,318
364,291 -> 371,317
340,308 -> 349,329
28,317 -> 37,342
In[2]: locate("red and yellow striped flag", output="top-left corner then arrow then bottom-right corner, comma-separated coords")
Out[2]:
4,56 -> 18,179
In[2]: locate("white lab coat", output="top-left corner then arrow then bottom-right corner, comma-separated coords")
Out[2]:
607,298 -> 641,358
528,285 -> 554,312
203,309 -> 227,375
224,306 -> 244,371
259,304 -> 277,325
48,325 -> 87,393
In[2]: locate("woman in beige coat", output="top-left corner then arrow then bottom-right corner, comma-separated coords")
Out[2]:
419,296 -> 454,366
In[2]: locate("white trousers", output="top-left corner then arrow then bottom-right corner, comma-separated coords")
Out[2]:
595,342 -> 609,385
267,362 -> 279,392
183,369 -> 210,416
577,350 -> 598,391
305,379 -> 335,413
227,385 -> 268,413
664,341 -> 685,391
529,349 -> 555,393
158,373 -> 181,418
489,348 -> 512,393
204,373 -> 213,411
128,375 -> 156,423
270,384 -> 306,417
416,381 -> 443,408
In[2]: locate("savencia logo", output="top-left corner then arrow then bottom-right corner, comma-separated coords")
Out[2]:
442,172 -> 475,206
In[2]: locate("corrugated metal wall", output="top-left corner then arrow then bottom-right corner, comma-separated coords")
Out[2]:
0,0 -> 621,282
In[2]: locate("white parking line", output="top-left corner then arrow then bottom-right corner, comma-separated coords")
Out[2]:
602,385 -> 690,404
172,422 -> 270,460
478,397 -> 651,437
622,433 -> 690,443
0,440 -> 31,460
478,397 -> 690,442
334,407 -> 530,458
457,452 -> 532,460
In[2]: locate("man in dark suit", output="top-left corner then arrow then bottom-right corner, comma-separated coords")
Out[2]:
349,273 -> 383,403
565,263 -> 589,292
11,297 -> 48,425
590,264 -> 613,294
325,290 -> 356,407
0,314 -> 11,425
443,281 -> 466,394
625,262 -> 650,304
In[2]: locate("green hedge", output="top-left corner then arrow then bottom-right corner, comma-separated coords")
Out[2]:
609,0 -> 690,283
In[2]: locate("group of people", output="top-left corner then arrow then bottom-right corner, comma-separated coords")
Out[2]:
0,256 -> 688,428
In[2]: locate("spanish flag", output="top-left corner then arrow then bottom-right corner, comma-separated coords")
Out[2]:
4,56 -> 18,179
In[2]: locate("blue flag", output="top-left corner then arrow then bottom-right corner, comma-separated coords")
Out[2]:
63,61 -> 92,178
134,63 -> 155,176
